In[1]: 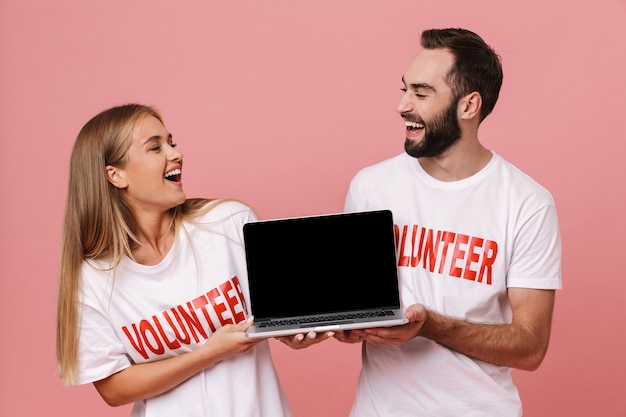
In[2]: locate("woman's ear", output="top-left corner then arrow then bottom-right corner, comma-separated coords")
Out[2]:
105,165 -> 128,189
458,91 -> 482,121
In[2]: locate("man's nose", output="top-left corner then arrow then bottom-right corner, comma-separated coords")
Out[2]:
397,92 -> 414,114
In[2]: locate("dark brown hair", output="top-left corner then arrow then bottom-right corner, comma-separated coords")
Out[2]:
421,28 -> 503,121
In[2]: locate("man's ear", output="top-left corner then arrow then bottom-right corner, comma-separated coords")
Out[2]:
458,91 -> 482,121
105,165 -> 128,189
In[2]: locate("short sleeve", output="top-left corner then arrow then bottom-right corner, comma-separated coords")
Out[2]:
507,200 -> 562,290
73,268 -> 132,385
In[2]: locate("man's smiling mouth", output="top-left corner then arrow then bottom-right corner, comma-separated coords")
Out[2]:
405,121 -> 425,132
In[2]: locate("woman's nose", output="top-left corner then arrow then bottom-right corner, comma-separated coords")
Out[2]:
168,145 -> 183,162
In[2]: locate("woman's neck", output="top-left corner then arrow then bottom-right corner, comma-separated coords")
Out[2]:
131,211 -> 176,266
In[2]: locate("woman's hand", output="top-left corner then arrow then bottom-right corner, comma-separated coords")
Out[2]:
275,331 -> 335,350
198,316 -> 264,363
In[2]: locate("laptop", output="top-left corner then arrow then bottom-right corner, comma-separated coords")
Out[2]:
243,209 -> 408,338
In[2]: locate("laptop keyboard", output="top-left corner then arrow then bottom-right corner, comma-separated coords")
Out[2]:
259,310 -> 395,328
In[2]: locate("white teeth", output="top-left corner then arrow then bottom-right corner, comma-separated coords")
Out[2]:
405,121 -> 424,129
164,169 -> 181,178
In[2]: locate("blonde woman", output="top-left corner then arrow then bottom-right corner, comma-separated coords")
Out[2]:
56,104 -> 294,416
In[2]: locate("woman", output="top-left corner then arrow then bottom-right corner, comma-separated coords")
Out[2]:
56,103 -> 292,416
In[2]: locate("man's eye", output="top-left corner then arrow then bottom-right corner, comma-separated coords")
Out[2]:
400,88 -> 407,93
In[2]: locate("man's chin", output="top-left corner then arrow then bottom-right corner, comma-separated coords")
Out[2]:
405,139 -> 425,158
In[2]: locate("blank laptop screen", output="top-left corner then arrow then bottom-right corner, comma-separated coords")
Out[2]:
243,210 -> 400,321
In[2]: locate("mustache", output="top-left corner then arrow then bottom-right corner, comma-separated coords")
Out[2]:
401,114 -> 425,124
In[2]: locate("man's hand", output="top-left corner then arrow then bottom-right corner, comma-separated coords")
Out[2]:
333,329 -> 365,343
334,304 -> 427,346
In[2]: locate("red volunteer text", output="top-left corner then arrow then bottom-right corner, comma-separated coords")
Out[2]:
395,224 -> 498,285
122,276 -> 248,360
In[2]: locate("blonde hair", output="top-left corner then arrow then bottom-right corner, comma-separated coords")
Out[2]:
56,104 -> 215,384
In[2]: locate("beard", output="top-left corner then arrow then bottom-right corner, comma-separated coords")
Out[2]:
404,96 -> 461,158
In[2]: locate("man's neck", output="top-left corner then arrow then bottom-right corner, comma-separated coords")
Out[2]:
418,140 -> 492,182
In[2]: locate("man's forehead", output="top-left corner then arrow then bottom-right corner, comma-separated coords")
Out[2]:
403,48 -> 454,85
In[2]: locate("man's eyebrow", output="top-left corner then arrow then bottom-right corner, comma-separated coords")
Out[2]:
401,76 -> 436,92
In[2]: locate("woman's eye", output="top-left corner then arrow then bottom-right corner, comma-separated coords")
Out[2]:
150,145 -> 162,152
170,142 -> 177,148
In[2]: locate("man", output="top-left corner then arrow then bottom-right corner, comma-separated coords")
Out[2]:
334,28 -> 562,416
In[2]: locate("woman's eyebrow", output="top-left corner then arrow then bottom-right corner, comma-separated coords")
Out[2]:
142,133 -> 172,146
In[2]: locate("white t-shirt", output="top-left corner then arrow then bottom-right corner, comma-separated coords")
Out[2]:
345,152 -> 562,417
74,200 -> 292,417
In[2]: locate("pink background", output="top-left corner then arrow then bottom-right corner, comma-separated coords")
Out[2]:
1,1 -> 625,416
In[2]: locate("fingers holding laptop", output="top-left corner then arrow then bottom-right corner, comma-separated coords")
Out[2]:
332,304 -> 427,346
273,303 -> 426,348
198,317 -> 265,365
275,331 -> 335,350
357,304 -> 426,346
333,329 -> 366,343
